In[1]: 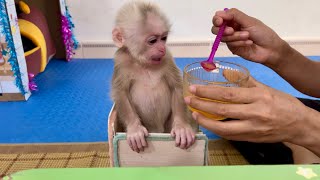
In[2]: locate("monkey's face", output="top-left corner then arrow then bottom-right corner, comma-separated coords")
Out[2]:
143,33 -> 168,65
138,13 -> 169,66
126,31 -> 168,67
119,12 -> 171,67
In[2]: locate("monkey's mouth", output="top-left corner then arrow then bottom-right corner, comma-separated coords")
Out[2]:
151,57 -> 162,64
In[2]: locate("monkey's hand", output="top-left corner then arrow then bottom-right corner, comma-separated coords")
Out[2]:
171,122 -> 196,149
126,124 -> 149,153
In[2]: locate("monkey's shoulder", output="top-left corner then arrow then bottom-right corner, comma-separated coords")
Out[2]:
114,49 -> 133,66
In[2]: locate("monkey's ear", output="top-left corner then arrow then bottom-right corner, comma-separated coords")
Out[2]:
112,27 -> 125,48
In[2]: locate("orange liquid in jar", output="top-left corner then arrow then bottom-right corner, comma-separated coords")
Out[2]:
186,97 -> 230,120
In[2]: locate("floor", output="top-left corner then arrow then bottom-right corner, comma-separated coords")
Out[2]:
0,57 -> 319,143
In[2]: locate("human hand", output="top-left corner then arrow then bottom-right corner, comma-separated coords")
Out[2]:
212,8 -> 289,68
171,121 -> 196,149
184,77 -> 312,145
126,124 -> 149,153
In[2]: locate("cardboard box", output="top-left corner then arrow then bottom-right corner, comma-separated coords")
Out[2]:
0,0 -> 31,101
108,104 -> 209,167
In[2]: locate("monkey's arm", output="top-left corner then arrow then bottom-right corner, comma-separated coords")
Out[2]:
111,65 -> 141,128
166,60 -> 192,125
165,60 -> 196,149
111,61 -> 148,153
171,84 -> 189,124
114,92 -> 141,127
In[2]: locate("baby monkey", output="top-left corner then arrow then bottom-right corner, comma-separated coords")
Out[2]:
111,1 -> 197,153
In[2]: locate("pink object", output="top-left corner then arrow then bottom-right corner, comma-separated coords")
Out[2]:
28,73 -> 38,91
201,8 -> 228,71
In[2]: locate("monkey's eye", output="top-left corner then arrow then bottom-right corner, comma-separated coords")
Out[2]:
161,36 -> 167,41
148,38 -> 157,45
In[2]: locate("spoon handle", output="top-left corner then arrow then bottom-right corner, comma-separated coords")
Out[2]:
208,8 -> 228,63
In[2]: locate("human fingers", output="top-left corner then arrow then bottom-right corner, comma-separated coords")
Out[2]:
226,40 -> 253,47
192,112 -> 252,137
187,85 -> 258,104
211,26 -> 249,41
211,23 -> 235,36
215,8 -> 258,29
185,96 -> 256,120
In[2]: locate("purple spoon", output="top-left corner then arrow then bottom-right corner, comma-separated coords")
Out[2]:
201,8 -> 228,71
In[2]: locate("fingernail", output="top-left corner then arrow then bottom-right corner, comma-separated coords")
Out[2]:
189,85 -> 196,94
184,96 -> 191,104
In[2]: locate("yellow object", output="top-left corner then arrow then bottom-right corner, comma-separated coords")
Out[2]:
24,46 -> 40,57
18,19 -> 47,72
296,167 -> 318,179
18,1 -> 30,14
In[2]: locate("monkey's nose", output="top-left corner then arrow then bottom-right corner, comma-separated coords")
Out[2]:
158,47 -> 166,56
159,50 -> 166,57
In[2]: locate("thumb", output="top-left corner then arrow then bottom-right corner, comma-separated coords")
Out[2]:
222,68 -> 266,88
247,76 -> 268,88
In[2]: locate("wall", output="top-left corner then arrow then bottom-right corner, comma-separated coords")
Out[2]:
67,0 -> 320,58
